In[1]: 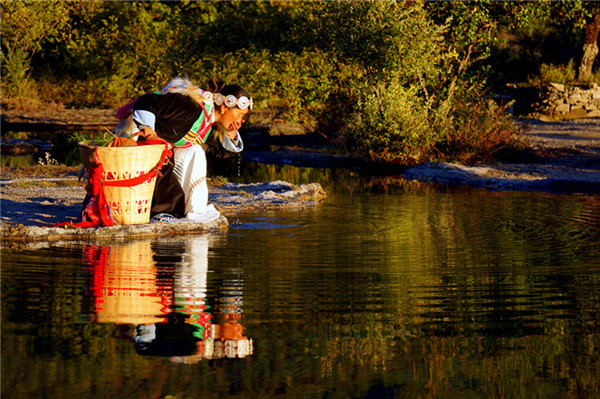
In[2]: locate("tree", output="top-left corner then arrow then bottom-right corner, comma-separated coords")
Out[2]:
576,9 -> 600,81
536,1 -> 600,81
0,1 -> 71,97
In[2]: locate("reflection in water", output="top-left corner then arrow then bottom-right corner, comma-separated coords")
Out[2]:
83,242 -> 162,325
1,178 -> 599,398
81,237 -> 253,362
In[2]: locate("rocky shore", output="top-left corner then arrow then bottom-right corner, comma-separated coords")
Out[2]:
401,118 -> 600,193
0,180 -> 327,243
1,107 -> 599,242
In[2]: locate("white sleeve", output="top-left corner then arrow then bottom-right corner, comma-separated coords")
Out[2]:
132,110 -> 156,130
222,132 -> 244,153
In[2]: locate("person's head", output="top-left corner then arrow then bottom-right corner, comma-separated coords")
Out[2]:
208,80 -> 252,132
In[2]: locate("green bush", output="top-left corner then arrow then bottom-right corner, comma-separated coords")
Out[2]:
1,1 -> 70,102
342,83 -> 437,163
312,1 -> 525,164
312,1 -> 452,162
538,60 -> 577,84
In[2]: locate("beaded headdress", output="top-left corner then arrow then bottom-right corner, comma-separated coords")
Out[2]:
213,92 -> 253,110
159,80 -> 253,110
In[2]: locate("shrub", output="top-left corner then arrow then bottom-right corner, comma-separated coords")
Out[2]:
314,1 -> 524,164
341,83 -> 437,163
538,60 -> 577,84
437,93 -> 523,164
312,1 -> 451,162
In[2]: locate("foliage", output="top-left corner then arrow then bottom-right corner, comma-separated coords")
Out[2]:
70,130 -> 115,148
310,1 -> 523,164
539,60 -> 577,84
437,95 -> 524,164
38,1 -> 184,106
1,0 -> 595,164
309,1 -> 451,162
0,0 -> 71,99
342,83 -> 434,163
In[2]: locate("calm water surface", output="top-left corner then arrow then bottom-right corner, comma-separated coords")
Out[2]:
2,166 -> 600,398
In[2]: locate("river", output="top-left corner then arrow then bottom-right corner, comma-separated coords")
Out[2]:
2,162 -> 600,398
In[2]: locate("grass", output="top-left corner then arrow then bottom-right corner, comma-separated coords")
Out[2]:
0,165 -> 80,180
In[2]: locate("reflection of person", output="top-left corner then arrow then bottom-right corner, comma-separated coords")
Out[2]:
132,236 -> 252,361
83,236 -> 253,361
131,77 -> 252,221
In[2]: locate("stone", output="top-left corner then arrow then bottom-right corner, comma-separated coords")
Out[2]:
569,93 -> 583,100
567,108 -> 588,119
587,110 -> 600,117
555,103 -> 571,113
0,180 -> 328,242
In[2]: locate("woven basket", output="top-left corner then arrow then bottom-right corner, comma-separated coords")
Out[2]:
79,142 -> 165,225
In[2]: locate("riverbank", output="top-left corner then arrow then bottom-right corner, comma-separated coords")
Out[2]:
242,117 -> 600,193
0,180 -> 327,243
401,118 -> 600,193
1,108 -> 599,242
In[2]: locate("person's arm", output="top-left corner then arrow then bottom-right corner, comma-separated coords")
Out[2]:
133,93 -> 202,143
132,103 -> 160,140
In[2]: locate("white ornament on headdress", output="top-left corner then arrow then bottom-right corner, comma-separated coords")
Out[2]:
213,93 -> 253,110
224,95 -> 237,108
237,96 -> 250,109
200,90 -> 214,103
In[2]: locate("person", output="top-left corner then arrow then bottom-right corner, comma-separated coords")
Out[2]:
130,77 -> 252,222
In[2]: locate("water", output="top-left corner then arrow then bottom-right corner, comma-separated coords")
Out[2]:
2,167 -> 600,398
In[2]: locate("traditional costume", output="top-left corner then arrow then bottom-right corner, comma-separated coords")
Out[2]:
130,80 -> 250,222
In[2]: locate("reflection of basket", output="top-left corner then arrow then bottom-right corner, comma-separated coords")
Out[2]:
79,142 -> 165,225
93,242 -> 163,325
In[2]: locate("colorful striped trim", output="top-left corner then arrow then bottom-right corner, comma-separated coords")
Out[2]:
174,102 -> 213,148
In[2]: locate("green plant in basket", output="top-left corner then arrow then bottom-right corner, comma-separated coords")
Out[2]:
70,130 -> 115,147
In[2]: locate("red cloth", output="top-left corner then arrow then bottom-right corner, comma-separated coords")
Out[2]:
116,98 -> 138,120
47,141 -> 171,228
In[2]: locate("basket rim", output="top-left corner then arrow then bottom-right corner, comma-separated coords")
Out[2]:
78,141 -> 166,149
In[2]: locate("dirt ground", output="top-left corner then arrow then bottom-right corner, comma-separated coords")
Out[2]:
1,106 -> 117,127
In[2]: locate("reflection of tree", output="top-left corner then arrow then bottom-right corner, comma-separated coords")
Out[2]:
82,236 -> 253,362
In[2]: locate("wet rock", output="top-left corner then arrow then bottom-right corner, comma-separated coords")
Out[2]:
0,180 -> 327,242
211,181 -> 327,212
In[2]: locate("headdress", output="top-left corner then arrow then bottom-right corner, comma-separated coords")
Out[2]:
214,93 -> 253,110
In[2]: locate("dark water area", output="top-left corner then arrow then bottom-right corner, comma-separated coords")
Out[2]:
0,129 -> 85,167
2,160 -> 600,398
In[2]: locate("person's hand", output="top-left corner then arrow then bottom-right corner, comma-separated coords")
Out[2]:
138,127 -> 160,142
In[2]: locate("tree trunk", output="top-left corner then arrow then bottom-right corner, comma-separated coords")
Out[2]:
577,11 -> 600,81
